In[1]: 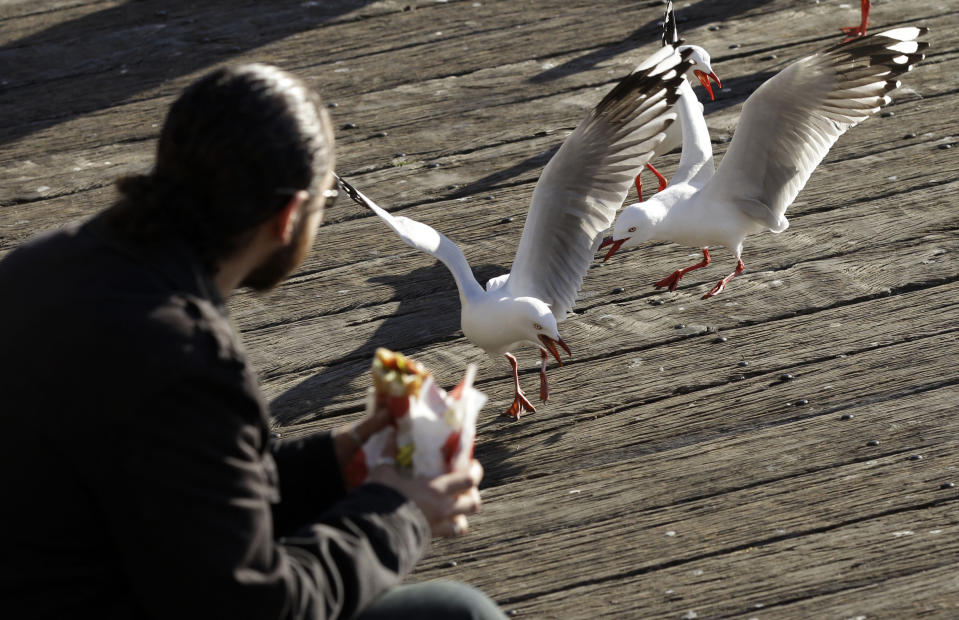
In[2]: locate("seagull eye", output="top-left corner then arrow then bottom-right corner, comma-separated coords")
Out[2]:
533,323 -> 542,330
628,226 -> 637,233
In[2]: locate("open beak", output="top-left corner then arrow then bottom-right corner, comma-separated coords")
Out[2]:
538,334 -> 571,366
598,235 -> 614,249
602,238 -> 628,263
694,70 -> 722,101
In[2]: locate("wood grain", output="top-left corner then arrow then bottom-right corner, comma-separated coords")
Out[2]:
3,0 -> 958,616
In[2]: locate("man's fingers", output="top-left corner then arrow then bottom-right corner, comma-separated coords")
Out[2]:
447,488 -> 480,518
433,459 -> 484,496
364,403 -> 393,436
468,459 -> 484,486
433,471 -> 474,496
433,515 -> 469,538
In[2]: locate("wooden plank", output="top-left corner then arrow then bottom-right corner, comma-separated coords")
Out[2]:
492,502 -> 959,618
0,0 -> 103,23
407,386 -> 959,615
741,563 -> 959,619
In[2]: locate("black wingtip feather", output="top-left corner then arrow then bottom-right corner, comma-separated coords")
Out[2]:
334,173 -> 370,210
821,26 -> 931,89
880,79 -> 901,94
661,1 -> 677,47
594,39 -> 689,116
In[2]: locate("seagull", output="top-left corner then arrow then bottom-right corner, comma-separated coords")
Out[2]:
601,26 -> 929,299
636,0 -> 722,202
842,0 -> 871,40
337,42 -> 693,418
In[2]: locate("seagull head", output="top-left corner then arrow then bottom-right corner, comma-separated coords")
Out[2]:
515,297 -> 571,365
599,203 -> 657,262
679,44 -> 722,101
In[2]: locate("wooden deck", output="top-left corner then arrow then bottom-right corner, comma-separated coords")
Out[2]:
3,0 -> 959,617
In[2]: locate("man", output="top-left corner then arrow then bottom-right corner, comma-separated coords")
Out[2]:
0,64 -> 505,619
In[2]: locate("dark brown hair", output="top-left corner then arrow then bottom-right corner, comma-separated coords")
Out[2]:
112,63 -> 334,271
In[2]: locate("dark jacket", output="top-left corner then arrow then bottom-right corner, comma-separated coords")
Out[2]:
0,213 -> 430,619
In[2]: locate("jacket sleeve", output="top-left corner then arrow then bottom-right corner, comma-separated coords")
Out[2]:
271,431 -> 350,537
101,353 -> 430,620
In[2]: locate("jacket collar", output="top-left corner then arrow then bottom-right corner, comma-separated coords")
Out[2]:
83,209 -> 226,308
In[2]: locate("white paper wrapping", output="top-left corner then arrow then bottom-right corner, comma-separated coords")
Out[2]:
358,362 -> 486,479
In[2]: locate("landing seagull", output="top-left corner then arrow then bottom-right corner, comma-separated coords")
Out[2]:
601,27 -> 929,299
338,42 -> 693,418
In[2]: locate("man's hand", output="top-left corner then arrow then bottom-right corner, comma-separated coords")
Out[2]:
332,404 -> 394,476
334,404 -> 484,536
368,458 -> 484,538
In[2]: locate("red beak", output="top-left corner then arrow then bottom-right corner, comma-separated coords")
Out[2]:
694,69 -> 722,101
598,235 -> 614,249
602,238 -> 628,263
538,334 -> 571,366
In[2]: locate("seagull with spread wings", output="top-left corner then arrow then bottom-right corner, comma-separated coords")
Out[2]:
601,26 -> 929,299
338,41 -> 692,418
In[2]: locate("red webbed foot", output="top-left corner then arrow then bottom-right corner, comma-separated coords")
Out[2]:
503,391 -> 536,419
840,0 -> 870,41
653,249 -> 711,292
702,258 -> 744,300
654,270 -> 684,292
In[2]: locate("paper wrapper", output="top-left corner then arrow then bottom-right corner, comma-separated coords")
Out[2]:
346,348 -> 487,487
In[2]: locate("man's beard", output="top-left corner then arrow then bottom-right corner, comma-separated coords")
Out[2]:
241,216 -> 312,292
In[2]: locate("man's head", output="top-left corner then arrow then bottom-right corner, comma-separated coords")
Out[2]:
115,63 -> 335,290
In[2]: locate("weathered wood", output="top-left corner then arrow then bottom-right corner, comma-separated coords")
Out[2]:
412,388 -> 959,615
489,502 -> 959,619
3,0 -> 959,616
741,564 -> 959,618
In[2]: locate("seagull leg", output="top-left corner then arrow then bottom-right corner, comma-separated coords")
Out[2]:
634,164 -> 667,201
647,163 -> 669,193
840,0 -> 870,40
503,353 -> 535,419
539,349 -> 550,403
654,248 -> 711,292
702,258 -> 745,299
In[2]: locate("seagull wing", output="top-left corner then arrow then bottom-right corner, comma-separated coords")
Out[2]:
704,27 -> 928,233
336,175 -> 484,300
506,42 -> 692,319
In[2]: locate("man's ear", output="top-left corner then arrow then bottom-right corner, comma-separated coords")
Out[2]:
272,190 -> 310,243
